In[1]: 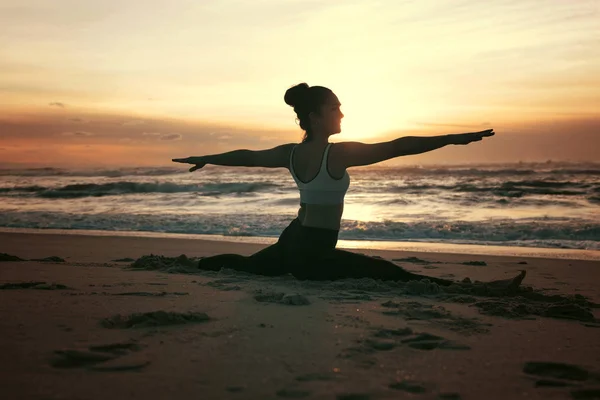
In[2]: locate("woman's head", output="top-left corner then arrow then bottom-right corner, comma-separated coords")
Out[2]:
284,83 -> 343,142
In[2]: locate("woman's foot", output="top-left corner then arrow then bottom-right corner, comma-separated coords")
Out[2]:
462,270 -> 527,295
487,269 -> 527,291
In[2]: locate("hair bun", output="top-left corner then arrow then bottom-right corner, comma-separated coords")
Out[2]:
284,83 -> 310,108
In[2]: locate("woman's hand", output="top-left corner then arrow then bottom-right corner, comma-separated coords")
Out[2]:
452,129 -> 495,145
172,157 -> 207,172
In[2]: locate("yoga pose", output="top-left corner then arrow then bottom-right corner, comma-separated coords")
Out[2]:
173,83 -> 523,286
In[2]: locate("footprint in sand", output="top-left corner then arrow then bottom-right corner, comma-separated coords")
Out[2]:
89,355 -> 151,372
524,362 -> 600,399
372,327 -> 413,338
30,256 -> 66,262
282,294 -> 310,305
523,361 -> 592,382
474,298 -> 595,322
89,342 -> 143,354
389,380 -> 428,393
341,329 -> 470,364
100,311 -> 210,329
380,300 -> 489,333
51,341 -> 149,371
401,333 -> 471,351
276,388 -> 312,398
205,280 -> 242,291
365,339 -> 396,351
461,261 -> 487,266
51,349 -> 115,368
0,281 -> 71,290
254,290 -> 285,302
111,291 -> 189,297
254,290 -> 310,305
389,376 -> 460,398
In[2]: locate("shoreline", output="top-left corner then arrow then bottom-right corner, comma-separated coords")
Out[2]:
2,226 -> 599,261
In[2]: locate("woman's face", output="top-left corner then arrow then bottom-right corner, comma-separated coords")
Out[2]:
315,93 -> 344,135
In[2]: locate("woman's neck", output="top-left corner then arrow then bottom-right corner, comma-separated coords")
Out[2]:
304,136 -> 329,146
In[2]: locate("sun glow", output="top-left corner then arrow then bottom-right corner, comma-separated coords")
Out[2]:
335,90 -> 414,143
1,0 -> 599,166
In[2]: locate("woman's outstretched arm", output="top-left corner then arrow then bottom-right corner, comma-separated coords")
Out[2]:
337,129 -> 495,168
173,143 -> 295,172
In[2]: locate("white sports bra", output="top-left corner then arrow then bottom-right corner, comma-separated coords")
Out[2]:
289,143 -> 350,205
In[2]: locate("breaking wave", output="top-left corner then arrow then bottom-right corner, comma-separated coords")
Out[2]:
0,181 -> 281,198
0,211 -> 598,250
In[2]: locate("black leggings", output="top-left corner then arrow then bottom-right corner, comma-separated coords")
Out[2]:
198,218 -> 453,285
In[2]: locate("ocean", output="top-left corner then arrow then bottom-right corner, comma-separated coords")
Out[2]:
1,162 -> 599,260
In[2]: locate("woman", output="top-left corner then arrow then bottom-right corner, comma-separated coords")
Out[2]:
173,83 -> 524,287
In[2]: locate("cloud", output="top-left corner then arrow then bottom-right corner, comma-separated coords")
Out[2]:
259,135 -> 279,142
122,119 -> 146,126
208,131 -> 234,141
142,132 -> 182,141
61,131 -> 94,137
68,117 -> 86,123
159,133 -> 182,141
49,102 -> 66,108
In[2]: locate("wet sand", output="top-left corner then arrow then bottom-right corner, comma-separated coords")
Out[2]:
1,232 -> 599,400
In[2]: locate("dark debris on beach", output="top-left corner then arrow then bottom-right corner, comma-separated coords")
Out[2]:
0,253 -> 66,262
100,311 -> 210,329
0,281 -> 71,290
0,253 -> 25,261
128,254 -> 200,274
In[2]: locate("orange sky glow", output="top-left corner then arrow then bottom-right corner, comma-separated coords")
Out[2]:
1,0 -> 599,167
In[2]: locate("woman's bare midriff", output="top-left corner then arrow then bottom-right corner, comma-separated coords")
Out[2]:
291,142 -> 347,230
297,203 -> 344,230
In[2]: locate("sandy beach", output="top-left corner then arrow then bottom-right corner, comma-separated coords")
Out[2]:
1,231 -> 599,400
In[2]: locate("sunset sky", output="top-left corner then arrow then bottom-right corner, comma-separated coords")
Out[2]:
1,0 -> 599,167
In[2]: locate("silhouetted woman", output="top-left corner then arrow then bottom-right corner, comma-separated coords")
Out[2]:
173,83 -> 523,286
